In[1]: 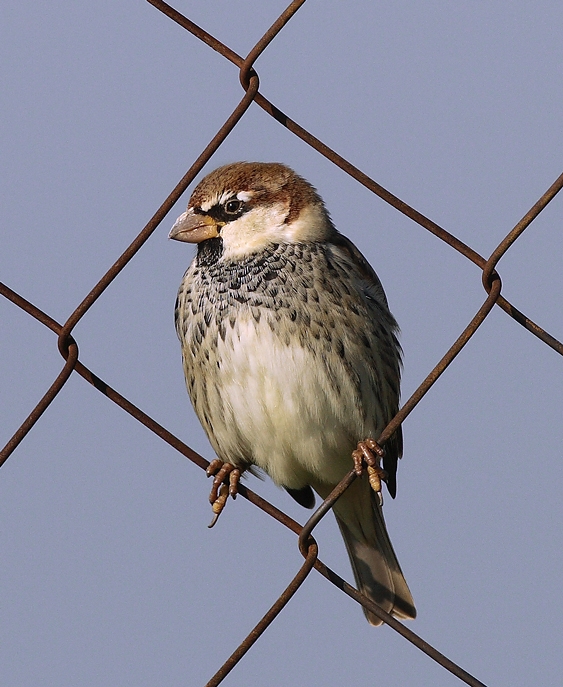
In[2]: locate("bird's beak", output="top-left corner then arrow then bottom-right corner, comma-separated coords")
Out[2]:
169,209 -> 220,243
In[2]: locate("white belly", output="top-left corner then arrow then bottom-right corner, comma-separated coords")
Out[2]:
200,315 -> 369,489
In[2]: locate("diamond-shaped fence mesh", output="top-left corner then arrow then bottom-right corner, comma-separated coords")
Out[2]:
2,2 -> 562,686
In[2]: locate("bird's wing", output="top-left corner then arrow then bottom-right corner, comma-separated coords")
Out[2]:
328,231 -> 403,497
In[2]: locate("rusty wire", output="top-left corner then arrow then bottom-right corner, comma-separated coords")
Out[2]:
1,1 -> 562,686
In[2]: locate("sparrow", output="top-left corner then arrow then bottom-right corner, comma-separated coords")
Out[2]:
170,161 -> 416,625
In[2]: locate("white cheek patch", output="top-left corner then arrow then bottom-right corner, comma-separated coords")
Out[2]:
220,204 -> 288,259
283,203 -> 328,241
219,202 -> 331,260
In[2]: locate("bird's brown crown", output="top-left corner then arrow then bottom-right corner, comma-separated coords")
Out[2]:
189,161 -> 326,225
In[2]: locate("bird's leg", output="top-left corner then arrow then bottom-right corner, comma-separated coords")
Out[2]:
206,459 -> 241,528
352,439 -> 388,506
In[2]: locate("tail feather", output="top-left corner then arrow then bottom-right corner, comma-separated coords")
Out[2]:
330,477 -> 416,626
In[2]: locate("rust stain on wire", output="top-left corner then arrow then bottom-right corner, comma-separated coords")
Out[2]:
2,1 -> 562,686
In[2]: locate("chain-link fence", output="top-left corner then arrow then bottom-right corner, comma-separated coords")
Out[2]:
2,2 -> 562,685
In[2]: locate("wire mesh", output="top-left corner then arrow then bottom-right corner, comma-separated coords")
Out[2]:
2,2 -> 562,686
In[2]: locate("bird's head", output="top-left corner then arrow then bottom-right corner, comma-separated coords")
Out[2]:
169,162 -> 334,260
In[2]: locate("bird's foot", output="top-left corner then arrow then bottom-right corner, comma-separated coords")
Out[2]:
352,439 -> 388,506
206,459 -> 241,528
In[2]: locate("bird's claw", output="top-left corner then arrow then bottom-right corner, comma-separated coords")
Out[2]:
352,439 -> 388,506
206,460 -> 241,527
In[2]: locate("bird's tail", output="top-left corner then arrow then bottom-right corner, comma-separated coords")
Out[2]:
331,477 -> 416,626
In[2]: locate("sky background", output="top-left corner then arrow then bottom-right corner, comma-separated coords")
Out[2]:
1,1 -> 562,686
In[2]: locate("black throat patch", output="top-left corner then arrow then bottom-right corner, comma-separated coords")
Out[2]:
196,237 -> 224,267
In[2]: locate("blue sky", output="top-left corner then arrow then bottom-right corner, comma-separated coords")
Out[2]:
1,2 -> 562,685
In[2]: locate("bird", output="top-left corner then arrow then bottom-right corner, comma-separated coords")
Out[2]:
170,161 -> 416,625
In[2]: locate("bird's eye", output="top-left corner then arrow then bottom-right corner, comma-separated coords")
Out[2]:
224,199 -> 244,215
